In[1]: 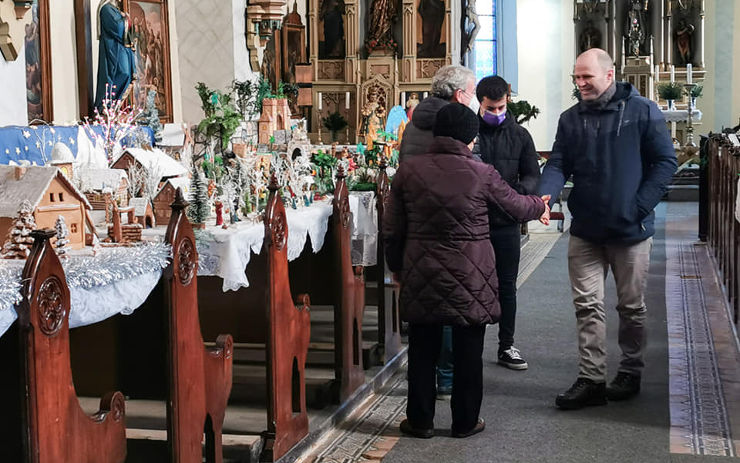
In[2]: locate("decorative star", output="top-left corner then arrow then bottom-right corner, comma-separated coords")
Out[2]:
69,137 -> 75,145
50,128 -> 56,134
24,146 -> 28,151
4,149 -> 8,154
30,126 -> 38,130
35,141 -> 41,148
15,147 -> 20,154
22,130 -> 31,139
48,141 -> 53,146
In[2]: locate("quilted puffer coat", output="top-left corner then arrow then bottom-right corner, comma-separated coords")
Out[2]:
383,136 -> 546,327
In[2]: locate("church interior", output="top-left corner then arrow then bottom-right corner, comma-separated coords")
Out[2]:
1,0 -> 740,461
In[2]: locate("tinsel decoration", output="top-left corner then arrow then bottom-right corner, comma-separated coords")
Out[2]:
62,243 -> 172,290
0,265 -> 23,310
0,243 -> 172,312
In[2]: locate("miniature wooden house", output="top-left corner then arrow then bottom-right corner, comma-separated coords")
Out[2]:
0,165 -> 92,250
128,197 -> 155,228
152,177 -> 190,226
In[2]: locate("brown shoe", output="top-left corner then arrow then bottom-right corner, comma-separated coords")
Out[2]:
399,419 -> 433,439
451,418 -> 485,438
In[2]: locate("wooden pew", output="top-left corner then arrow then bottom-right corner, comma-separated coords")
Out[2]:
261,176 -> 312,461
162,188 -> 234,463
2,229 -> 127,462
374,157 -> 403,362
332,166 -> 366,401
195,177 -> 312,461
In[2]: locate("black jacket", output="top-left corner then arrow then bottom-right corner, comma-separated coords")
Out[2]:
473,111 -> 541,228
399,96 -> 449,161
539,82 -> 677,244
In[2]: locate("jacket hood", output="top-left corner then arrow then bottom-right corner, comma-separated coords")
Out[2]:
410,96 -> 450,130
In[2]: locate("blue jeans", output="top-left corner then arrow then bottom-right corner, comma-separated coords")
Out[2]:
436,325 -> 453,392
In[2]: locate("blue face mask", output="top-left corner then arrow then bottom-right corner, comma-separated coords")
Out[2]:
482,109 -> 506,126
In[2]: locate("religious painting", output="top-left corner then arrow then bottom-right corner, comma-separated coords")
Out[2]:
318,0 -> 345,58
124,0 -> 173,122
26,0 -> 53,123
416,0 -> 446,58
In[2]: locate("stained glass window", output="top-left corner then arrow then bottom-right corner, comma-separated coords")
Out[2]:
474,0 -> 496,82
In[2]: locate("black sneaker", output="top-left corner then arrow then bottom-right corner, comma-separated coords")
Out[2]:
399,419 -> 434,439
555,378 -> 607,410
498,347 -> 528,370
606,372 -> 641,401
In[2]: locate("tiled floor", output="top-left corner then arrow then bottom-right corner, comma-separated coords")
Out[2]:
665,202 -> 740,457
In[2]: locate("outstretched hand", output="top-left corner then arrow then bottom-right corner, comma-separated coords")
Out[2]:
539,195 -> 551,225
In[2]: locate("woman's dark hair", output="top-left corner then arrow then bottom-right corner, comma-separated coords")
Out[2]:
476,75 -> 509,103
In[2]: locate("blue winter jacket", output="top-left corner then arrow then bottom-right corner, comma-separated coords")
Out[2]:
539,82 -> 677,244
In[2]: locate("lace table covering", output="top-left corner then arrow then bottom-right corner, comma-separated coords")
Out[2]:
0,243 -> 170,338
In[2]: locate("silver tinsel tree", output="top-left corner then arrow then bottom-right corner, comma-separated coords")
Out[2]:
1,200 -> 37,259
54,215 -> 70,258
187,170 -> 210,225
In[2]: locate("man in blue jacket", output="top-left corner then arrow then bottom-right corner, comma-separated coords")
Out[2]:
539,48 -> 676,410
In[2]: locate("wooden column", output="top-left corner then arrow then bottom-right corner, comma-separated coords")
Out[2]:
401,0 -> 415,81
344,0 -> 359,83
74,0 -> 94,119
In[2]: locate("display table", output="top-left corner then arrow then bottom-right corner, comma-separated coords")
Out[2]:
0,243 -> 170,337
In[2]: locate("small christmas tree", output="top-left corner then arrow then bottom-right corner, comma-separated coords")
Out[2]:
1,200 -> 37,259
138,90 -> 163,144
54,215 -> 70,258
187,170 -> 210,225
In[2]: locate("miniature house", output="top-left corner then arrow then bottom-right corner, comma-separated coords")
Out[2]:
258,98 -> 292,144
152,176 -> 190,226
50,142 -> 75,180
77,168 -> 129,210
110,147 -> 188,187
127,197 -> 155,228
0,165 -> 92,250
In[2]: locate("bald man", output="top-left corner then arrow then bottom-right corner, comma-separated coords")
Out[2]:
539,48 -> 676,410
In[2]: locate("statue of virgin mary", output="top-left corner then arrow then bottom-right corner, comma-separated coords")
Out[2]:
94,0 -> 135,111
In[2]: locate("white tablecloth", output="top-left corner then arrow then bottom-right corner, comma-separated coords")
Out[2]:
0,269 -> 161,338
0,245 -> 169,338
661,109 -> 703,123
349,191 -> 378,267
185,201 -> 334,292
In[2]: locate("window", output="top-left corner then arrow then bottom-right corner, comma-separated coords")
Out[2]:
70,223 -> 77,233
58,192 -> 64,201
469,0 -> 518,93
473,0 -> 496,83
49,193 -> 54,202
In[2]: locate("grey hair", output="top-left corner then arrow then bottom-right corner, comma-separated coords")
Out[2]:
431,65 -> 475,100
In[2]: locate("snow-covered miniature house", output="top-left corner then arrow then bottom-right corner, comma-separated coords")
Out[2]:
110,147 -> 188,186
0,166 -> 92,250
152,176 -> 190,226
77,168 -> 129,210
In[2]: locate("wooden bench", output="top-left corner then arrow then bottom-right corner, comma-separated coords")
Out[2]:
0,229 -> 126,462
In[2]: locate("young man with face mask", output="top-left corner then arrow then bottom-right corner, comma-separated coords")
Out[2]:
472,75 -> 541,370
